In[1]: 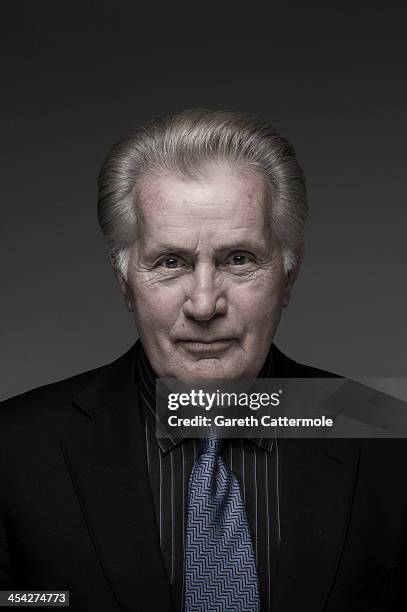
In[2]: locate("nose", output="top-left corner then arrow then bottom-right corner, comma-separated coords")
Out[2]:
182,265 -> 227,321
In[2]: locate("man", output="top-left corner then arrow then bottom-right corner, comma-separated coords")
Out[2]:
0,109 -> 406,611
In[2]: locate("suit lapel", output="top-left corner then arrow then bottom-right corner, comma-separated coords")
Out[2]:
60,344 -> 173,611
271,435 -> 360,610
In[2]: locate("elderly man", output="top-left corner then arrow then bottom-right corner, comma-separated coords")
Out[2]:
0,109 -> 406,611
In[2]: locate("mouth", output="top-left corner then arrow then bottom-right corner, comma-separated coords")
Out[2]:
177,338 -> 236,355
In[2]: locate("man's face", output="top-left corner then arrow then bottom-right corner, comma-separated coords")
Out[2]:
117,161 -> 298,381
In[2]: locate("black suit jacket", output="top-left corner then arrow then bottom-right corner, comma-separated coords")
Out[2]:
0,342 -> 406,611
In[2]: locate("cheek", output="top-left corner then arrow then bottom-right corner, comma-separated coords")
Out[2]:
131,283 -> 183,332
231,275 -> 285,324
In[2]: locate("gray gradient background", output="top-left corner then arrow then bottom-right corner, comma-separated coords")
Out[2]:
1,3 -> 406,402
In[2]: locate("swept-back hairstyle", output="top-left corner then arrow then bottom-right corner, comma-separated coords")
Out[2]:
97,108 -> 308,277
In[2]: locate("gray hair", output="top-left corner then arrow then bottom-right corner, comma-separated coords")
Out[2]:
97,108 -> 308,277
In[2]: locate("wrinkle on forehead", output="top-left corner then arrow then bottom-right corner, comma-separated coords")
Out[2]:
134,160 -> 271,232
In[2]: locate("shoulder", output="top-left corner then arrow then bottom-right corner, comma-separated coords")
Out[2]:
273,345 -> 407,469
0,343 -> 138,434
271,344 -> 340,378
1,367 -> 98,418
0,368 -> 100,444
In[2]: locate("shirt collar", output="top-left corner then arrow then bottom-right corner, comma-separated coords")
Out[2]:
136,342 -> 275,454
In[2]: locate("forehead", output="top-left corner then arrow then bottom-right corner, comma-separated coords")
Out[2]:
135,161 -> 270,232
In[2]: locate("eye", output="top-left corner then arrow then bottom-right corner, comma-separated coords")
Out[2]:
160,256 -> 183,269
229,253 -> 251,266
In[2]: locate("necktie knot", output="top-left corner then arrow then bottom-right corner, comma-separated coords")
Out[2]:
199,436 -> 222,456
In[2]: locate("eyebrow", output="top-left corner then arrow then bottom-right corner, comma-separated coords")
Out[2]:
146,240 -> 264,257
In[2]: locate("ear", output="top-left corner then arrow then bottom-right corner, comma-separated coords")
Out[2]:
282,247 -> 304,308
114,270 -> 133,312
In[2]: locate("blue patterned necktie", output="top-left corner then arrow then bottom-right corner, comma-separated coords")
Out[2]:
185,437 -> 260,611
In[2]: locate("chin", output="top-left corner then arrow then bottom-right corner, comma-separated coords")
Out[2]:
172,359 -> 245,382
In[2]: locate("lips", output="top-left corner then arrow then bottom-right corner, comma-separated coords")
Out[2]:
178,338 -> 234,344
177,338 -> 236,354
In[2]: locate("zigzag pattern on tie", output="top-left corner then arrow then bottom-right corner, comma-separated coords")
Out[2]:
185,441 -> 260,612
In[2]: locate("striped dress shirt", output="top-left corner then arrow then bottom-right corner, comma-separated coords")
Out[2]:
136,345 -> 281,612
